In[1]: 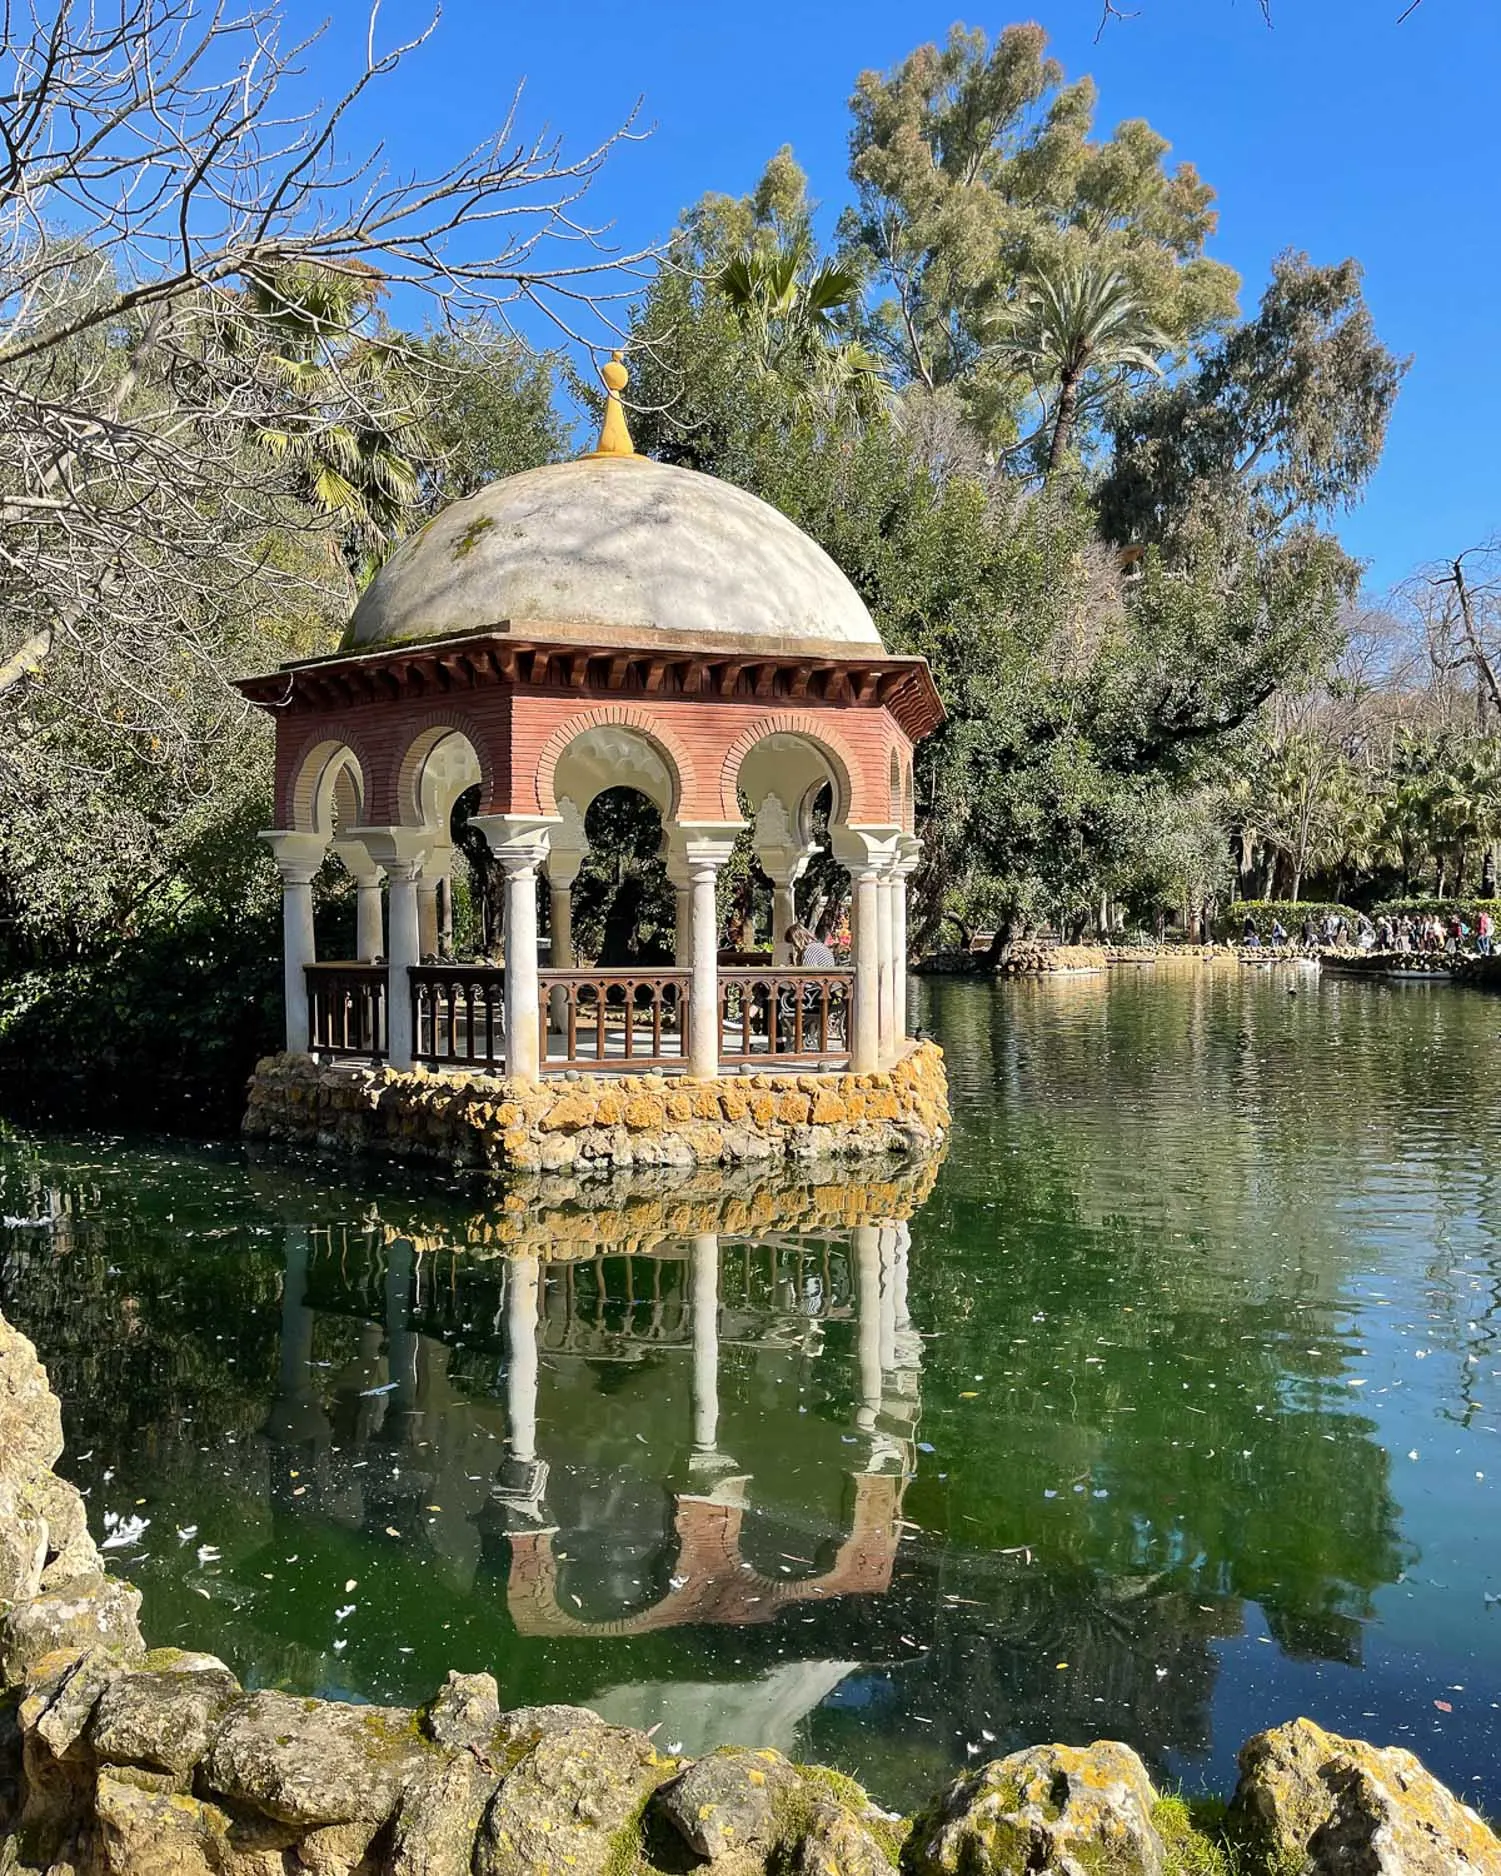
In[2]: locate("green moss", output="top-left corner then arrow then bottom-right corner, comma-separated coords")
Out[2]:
600,1781 -> 662,1876
1152,1794 -> 1260,1876
794,1762 -> 911,1865
452,516 -> 496,559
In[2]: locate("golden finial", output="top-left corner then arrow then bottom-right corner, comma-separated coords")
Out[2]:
590,349 -> 635,458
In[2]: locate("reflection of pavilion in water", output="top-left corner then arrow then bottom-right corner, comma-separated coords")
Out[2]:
269,1208 -> 924,1645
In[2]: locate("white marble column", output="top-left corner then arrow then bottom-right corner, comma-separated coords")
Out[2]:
356,876 -> 385,962
850,869 -> 881,1074
832,829 -> 900,1076
417,879 -> 440,959
385,858 -> 423,1070
893,836 -> 922,1049
501,848 -> 545,1083
261,831 -> 329,1054
877,867 -> 897,1062
688,858 -> 722,1079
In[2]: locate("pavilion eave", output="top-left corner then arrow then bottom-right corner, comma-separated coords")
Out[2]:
236,625 -> 945,744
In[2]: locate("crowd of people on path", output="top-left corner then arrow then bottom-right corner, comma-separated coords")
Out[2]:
1242,909 -> 1496,956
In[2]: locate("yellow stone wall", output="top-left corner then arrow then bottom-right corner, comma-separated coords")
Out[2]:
242,1041 -> 950,1176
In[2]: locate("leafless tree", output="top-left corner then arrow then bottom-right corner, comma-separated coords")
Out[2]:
0,0 -> 650,721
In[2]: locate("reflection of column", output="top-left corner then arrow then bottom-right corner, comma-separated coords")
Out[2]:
265,1229 -> 329,1450
385,1238 -> 418,1415
262,832 -> 327,1053
506,1256 -> 541,1464
878,1226 -> 898,1374
854,1225 -> 882,1436
691,1234 -> 720,1455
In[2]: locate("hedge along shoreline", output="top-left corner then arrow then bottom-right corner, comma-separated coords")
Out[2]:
1218,899 -> 1501,943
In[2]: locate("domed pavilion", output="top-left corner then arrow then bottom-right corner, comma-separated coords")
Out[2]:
240,358 -> 943,1086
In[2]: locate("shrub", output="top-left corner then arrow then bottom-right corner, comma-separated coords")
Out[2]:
1212,901 -> 1359,942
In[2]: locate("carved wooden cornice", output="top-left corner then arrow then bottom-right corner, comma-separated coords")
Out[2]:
236,627 -> 946,743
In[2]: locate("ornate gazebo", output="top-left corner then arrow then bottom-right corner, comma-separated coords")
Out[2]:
240,359 -> 943,1085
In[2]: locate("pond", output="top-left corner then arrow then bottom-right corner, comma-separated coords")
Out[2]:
2,961 -> 1500,1815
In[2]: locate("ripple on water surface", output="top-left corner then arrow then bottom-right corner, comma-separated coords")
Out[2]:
2,961 -> 1499,1814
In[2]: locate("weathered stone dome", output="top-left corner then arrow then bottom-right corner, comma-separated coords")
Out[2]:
344,454 -> 884,655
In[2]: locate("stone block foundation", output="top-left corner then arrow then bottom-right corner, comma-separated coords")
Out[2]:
242,1038 -> 950,1175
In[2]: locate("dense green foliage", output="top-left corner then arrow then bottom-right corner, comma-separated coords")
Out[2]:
0,14 -> 1416,1116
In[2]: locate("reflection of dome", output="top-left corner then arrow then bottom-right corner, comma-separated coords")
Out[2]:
344,457 -> 883,654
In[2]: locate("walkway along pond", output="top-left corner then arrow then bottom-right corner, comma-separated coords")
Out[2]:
3,964 -> 1501,1859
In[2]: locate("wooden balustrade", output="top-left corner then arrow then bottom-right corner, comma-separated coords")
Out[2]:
718,968 -> 853,1064
411,964 -> 506,1069
306,963 -> 387,1059
539,969 -> 690,1070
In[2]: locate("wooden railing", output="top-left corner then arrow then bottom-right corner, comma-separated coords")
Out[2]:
411,964 -> 505,1070
718,969 -> 853,1064
539,969 -> 690,1070
306,962 -> 387,1059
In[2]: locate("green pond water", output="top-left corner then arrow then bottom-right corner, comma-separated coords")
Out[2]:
3,963 -> 1501,1814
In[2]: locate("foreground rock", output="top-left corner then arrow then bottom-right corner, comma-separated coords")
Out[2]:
1232,1717 -> 1501,1875
907,1740 -> 1166,1875
6,1306 -> 1501,1876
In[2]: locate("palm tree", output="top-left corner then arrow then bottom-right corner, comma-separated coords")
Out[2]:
718,235 -> 885,422
989,260 -> 1170,474
237,261 -> 424,570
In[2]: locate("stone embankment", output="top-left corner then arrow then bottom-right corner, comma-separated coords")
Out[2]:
5,1312 -> 1500,1876
242,1041 -> 950,1175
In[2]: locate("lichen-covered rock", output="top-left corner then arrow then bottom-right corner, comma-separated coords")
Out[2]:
1231,1717 -> 1501,1875
390,1754 -> 502,1876
0,1315 -> 65,1478
23,1644 -> 124,1759
0,1476 -> 47,1604
421,1670 -> 502,1751
907,1741 -> 1164,1876
486,1702 -> 604,1754
0,1572 -> 143,1688
790,1794 -> 898,1876
294,1816 -> 384,1874
473,1719 -> 672,1876
89,1658 -> 240,1774
94,1770 -> 233,1875
655,1746 -> 798,1860
201,1691 -> 434,1828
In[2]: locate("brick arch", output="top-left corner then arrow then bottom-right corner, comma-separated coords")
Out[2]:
718,713 -> 861,823
532,706 -> 697,819
387,709 -> 496,827
279,726 -> 377,834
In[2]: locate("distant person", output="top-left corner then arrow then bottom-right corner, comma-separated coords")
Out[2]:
1300,916 -> 1316,949
1479,910 -> 1494,957
1242,915 -> 1261,949
1270,918 -> 1288,946
786,923 -> 836,968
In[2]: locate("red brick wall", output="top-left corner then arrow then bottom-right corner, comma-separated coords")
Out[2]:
272,685 -> 914,831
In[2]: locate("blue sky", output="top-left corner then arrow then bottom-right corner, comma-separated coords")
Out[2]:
291,0 -> 1499,594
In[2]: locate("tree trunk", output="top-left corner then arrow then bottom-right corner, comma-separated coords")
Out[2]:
1290,866 -> 1302,905
983,914 -> 1020,971
1483,845 -> 1496,896
1047,370 -> 1082,474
